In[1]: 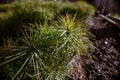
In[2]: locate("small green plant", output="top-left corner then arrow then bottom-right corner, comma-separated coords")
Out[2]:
0,0 -> 95,46
0,0 -> 96,79
0,14 -> 94,80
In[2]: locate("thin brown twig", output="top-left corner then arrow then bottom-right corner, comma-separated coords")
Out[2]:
99,14 -> 120,28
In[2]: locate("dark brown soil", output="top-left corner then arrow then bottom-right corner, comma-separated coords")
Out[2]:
83,17 -> 120,80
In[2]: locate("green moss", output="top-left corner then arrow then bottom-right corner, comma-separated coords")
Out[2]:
0,0 -> 95,45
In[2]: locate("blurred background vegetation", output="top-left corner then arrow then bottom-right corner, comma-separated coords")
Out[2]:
0,0 -> 96,80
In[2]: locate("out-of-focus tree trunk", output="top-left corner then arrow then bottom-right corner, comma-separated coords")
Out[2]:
86,0 -> 120,14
